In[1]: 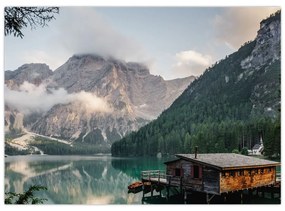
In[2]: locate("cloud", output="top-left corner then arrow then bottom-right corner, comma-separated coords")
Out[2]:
4,7 -> 149,71
21,50 -> 65,71
213,7 -> 280,49
172,50 -> 213,77
70,91 -> 112,114
5,82 -> 112,115
55,7 -> 146,62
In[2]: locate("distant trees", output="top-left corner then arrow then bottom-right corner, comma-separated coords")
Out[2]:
241,147 -> 249,156
232,149 -> 239,154
112,117 -> 280,157
111,35 -> 281,158
260,10 -> 281,26
31,136 -> 110,155
5,135 -> 112,156
4,7 -> 59,38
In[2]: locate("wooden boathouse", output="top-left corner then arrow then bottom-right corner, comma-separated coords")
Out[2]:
141,152 -> 280,203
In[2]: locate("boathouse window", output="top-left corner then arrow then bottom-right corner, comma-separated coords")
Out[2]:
268,168 -> 272,173
175,168 -> 181,177
230,171 -> 235,177
193,165 -> 199,179
237,170 -> 243,176
250,169 -> 257,175
260,169 -> 264,174
223,172 -> 230,177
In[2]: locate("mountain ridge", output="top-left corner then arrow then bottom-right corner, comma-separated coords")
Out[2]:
4,54 -> 195,154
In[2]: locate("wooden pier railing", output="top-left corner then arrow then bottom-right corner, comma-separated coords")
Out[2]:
141,170 -> 167,182
141,170 -> 181,187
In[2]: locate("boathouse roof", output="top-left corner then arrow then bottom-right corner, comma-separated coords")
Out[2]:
175,153 -> 280,170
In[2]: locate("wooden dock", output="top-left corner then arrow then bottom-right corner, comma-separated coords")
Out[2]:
140,169 -> 281,204
141,170 -> 167,184
141,170 -> 189,201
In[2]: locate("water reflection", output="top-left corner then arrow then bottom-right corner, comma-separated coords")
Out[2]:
111,157 -> 170,179
6,155 -> 278,204
5,155 -> 160,204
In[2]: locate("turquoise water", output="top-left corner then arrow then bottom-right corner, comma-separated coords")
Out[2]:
4,155 -> 280,204
4,155 -> 169,204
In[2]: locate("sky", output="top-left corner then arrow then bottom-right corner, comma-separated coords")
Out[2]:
1,1 -> 284,211
3,6 -> 279,80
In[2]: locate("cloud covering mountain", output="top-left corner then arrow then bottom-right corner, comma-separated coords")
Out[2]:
5,82 -> 112,115
5,54 -> 195,153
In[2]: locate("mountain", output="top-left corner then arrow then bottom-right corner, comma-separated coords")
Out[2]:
4,54 -> 195,154
111,11 -> 281,157
5,64 -> 53,134
5,63 -> 53,88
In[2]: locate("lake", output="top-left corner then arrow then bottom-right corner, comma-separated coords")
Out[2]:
4,155 -> 280,204
4,155 -> 169,204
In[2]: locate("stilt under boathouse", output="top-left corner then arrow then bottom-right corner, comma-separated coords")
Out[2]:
140,151 -> 280,204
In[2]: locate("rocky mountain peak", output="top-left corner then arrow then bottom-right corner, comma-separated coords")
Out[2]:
126,62 -> 150,76
5,53 -> 195,152
5,63 -> 53,89
241,10 -> 280,70
67,54 -> 106,66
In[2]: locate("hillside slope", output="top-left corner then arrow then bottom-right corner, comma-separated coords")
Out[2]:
111,11 -> 281,157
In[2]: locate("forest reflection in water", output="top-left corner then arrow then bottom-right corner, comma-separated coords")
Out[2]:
5,155 -> 169,204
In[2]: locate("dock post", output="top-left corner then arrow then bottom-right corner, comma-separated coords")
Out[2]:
255,187 -> 259,197
166,187 -> 169,199
223,193 -> 227,203
180,177 -> 183,195
240,191 -> 243,204
166,176 -> 171,200
247,189 -> 252,202
142,182 -> 145,198
206,193 -> 215,204
183,190 -> 187,204
151,183 -> 153,198
271,185 -> 274,199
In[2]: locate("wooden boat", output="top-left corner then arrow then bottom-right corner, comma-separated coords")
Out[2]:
128,181 -> 143,190
128,181 -> 153,193
128,181 -> 143,193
